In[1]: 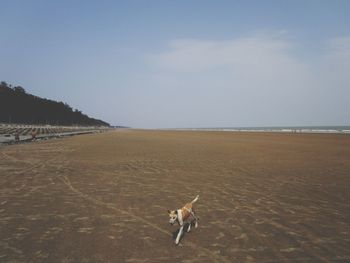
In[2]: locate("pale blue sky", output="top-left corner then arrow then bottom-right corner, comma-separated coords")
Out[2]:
1,0 -> 350,127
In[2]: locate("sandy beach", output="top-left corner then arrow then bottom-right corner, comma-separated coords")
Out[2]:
0,130 -> 349,262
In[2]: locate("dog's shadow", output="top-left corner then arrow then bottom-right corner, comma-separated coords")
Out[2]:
172,221 -> 195,243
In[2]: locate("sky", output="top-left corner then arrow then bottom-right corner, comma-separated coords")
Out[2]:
1,0 -> 350,128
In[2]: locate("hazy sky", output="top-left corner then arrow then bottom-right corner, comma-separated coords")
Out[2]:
1,0 -> 349,128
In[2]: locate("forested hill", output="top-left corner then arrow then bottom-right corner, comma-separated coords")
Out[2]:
0,81 -> 110,126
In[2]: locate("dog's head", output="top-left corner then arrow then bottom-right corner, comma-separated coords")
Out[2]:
167,210 -> 178,225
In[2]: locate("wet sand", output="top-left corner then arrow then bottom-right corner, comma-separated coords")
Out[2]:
0,130 -> 349,262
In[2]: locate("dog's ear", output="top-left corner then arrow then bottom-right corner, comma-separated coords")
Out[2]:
167,210 -> 171,214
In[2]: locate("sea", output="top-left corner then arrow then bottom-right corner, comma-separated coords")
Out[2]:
172,126 -> 350,134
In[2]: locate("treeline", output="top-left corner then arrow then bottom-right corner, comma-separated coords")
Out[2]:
0,81 -> 109,126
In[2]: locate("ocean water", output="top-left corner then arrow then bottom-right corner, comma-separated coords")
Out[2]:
174,126 -> 350,134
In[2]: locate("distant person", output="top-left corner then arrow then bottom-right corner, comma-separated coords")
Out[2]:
14,132 -> 20,142
31,130 -> 37,141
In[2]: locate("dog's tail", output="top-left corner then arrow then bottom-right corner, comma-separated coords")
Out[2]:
191,195 -> 199,204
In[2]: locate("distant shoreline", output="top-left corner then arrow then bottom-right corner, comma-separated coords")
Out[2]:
162,126 -> 350,134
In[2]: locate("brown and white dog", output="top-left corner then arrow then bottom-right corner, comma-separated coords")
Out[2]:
167,195 -> 199,245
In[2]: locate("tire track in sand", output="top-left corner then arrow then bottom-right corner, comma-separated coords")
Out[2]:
59,174 -> 230,263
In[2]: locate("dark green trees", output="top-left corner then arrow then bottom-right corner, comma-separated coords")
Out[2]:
0,81 -> 109,126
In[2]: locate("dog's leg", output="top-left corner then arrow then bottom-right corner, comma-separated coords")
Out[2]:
194,215 -> 198,228
187,222 -> 191,233
191,210 -> 199,228
175,225 -> 184,245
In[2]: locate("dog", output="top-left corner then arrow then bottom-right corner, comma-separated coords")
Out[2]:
167,195 -> 199,245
